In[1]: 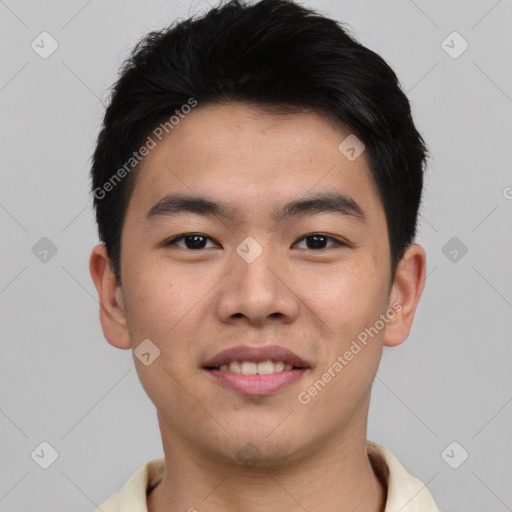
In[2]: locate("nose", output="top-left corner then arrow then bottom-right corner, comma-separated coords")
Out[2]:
214,240 -> 300,327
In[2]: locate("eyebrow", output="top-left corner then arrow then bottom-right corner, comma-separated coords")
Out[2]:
145,191 -> 366,224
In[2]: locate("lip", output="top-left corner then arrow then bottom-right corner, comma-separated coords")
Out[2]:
206,368 -> 308,395
203,344 -> 310,369
202,345 -> 311,396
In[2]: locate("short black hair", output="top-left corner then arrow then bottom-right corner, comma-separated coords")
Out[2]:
91,0 -> 429,284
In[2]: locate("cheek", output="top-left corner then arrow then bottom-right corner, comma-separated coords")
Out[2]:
122,259 -> 196,342
303,259 -> 386,340
123,267 -> 204,405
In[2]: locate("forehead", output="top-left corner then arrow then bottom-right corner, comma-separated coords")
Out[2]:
126,101 -> 382,224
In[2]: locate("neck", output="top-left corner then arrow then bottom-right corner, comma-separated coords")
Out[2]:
147,415 -> 386,512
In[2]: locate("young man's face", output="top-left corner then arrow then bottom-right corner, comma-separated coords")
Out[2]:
91,102 -> 425,465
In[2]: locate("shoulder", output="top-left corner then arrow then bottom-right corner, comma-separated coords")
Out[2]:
367,441 -> 440,512
90,458 -> 165,512
93,492 -> 118,512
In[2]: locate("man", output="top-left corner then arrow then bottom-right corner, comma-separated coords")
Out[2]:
89,0 -> 439,510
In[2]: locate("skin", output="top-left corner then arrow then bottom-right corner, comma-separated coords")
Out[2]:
90,101 -> 426,512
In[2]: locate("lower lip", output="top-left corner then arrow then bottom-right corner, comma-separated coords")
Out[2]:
205,368 -> 308,395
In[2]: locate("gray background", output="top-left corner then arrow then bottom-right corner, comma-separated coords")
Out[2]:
1,0 -> 511,511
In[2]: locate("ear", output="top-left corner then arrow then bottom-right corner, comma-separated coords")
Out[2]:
383,244 -> 427,347
89,244 -> 132,350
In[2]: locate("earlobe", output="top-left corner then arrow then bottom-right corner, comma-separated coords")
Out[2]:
89,244 -> 132,350
383,244 -> 427,347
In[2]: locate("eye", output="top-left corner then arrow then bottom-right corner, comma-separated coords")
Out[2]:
294,233 -> 345,250
164,233 -> 219,250
164,233 -> 346,251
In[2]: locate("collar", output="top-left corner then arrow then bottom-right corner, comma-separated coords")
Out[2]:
97,441 -> 439,511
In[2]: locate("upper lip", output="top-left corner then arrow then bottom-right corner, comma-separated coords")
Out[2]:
203,345 -> 311,368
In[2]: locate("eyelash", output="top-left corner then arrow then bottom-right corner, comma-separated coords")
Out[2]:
164,233 -> 347,250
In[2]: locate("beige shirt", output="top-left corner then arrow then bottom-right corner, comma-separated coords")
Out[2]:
94,441 -> 439,511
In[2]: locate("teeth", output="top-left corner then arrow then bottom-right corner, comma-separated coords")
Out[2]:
241,361 -> 257,375
257,360 -> 274,375
216,360 -> 295,374
229,361 -> 241,373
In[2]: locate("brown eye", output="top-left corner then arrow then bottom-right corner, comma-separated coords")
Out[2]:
165,233 -> 218,250
294,234 -> 345,250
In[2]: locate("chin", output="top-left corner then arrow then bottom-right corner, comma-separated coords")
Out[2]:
206,432 -> 309,469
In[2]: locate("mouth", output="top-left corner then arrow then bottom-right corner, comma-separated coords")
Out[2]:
202,345 -> 311,395
205,360 -> 307,374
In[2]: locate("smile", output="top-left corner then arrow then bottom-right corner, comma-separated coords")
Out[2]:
204,361 -> 309,395
210,360 -> 295,374
202,344 -> 311,395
